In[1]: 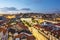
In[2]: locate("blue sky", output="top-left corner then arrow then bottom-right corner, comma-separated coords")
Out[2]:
0,0 -> 60,13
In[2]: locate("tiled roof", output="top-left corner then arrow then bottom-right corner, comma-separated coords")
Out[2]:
16,23 -> 28,30
15,33 -> 35,40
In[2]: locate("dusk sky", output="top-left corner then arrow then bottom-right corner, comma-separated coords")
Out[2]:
0,0 -> 60,13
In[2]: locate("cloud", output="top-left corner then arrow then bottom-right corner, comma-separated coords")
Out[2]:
0,7 -> 33,14
0,7 -> 32,12
0,7 -> 19,12
20,8 -> 31,11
